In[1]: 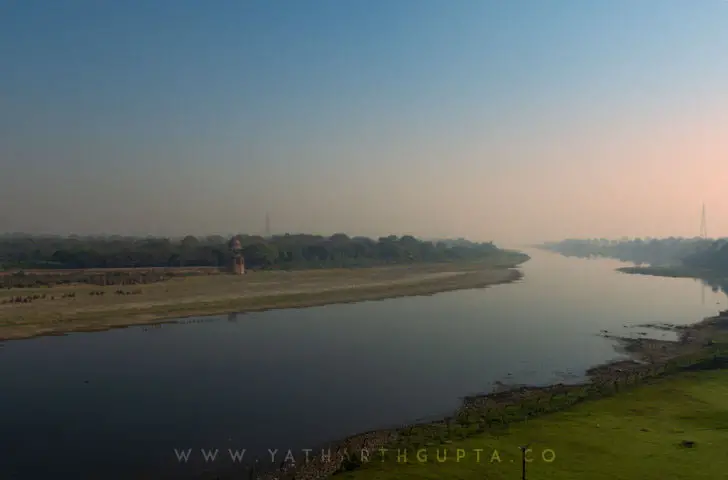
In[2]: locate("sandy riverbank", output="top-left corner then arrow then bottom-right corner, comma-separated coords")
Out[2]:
0,259 -> 525,341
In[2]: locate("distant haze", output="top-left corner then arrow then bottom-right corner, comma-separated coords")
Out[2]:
1,1 -> 727,244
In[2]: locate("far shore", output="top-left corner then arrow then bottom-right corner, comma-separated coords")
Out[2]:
0,257 -> 527,341
616,265 -> 718,278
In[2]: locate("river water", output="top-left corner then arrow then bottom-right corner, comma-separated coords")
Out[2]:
0,249 -> 725,479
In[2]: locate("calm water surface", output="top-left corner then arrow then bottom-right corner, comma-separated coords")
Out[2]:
1,250 -> 725,479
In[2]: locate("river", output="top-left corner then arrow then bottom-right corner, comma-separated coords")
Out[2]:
0,249 -> 725,479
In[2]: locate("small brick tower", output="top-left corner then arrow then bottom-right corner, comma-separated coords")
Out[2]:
228,236 -> 245,275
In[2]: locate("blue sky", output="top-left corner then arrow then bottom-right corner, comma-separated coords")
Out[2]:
1,1 -> 727,242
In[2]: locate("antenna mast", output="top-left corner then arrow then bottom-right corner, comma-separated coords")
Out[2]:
700,203 -> 708,239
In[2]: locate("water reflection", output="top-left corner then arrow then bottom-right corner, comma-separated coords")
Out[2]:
698,277 -> 728,305
1,249 -> 727,480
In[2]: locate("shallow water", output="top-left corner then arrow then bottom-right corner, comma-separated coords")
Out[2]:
0,249 -> 724,478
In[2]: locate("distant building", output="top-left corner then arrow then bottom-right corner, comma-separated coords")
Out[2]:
228,237 -> 245,275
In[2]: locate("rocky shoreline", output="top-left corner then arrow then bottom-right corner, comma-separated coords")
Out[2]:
235,309 -> 728,480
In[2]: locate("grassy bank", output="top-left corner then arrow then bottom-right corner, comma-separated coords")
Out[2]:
247,315 -> 728,480
616,265 -> 717,279
0,253 -> 528,341
334,369 -> 728,480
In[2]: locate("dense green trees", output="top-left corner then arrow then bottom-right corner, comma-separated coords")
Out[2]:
681,240 -> 728,273
541,237 -> 728,282
539,237 -> 721,267
0,233 -> 508,271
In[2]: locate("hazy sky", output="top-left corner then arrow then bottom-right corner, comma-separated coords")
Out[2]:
1,1 -> 727,245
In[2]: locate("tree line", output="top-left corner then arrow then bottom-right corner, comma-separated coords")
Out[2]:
539,237 -> 722,267
681,240 -> 728,274
0,233 -> 512,271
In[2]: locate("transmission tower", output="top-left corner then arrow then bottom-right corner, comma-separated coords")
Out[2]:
265,213 -> 271,237
700,203 -> 708,239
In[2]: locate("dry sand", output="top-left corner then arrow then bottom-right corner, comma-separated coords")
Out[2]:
0,261 -> 523,341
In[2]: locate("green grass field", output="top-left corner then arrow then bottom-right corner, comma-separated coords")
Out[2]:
336,370 -> 728,480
